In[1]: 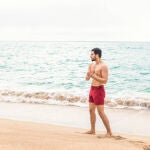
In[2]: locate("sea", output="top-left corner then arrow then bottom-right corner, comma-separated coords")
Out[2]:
0,41 -> 150,110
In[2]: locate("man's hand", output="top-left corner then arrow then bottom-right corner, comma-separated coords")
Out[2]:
85,63 -> 94,81
86,71 -> 94,78
91,72 -> 98,78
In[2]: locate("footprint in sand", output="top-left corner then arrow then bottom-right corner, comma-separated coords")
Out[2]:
129,140 -> 145,144
97,135 -> 126,140
128,140 -> 150,150
143,145 -> 150,150
112,135 -> 126,140
98,135 -> 150,150
75,132 -> 150,150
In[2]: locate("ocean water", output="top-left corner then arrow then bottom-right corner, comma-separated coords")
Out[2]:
0,41 -> 150,110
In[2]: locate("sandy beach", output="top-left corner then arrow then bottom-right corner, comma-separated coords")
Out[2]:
0,119 -> 150,150
0,102 -> 150,150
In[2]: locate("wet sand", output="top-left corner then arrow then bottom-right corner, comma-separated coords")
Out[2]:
0,102 -> 150,136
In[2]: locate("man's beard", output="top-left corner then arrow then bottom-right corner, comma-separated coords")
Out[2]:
91,59 -> 95,61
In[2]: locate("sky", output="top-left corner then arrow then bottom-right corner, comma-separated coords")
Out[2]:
0,0 -> 150,41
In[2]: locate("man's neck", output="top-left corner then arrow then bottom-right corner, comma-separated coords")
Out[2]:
95,59 -> 101,64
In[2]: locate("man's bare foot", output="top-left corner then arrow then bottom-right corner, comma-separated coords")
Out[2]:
98,132 -> 112,138
105,132 -> 112,138
84,130 -> 95,135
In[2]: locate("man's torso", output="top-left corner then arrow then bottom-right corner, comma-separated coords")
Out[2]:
90,62 -> 104,87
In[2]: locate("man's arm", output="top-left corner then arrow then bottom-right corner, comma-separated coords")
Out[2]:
85,64 -> 92,81
91,65 -> 108,84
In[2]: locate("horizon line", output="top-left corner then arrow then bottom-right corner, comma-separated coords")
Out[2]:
0,40 -> 150,43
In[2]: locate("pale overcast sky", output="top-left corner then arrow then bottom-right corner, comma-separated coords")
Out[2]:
0,0 -> 150,41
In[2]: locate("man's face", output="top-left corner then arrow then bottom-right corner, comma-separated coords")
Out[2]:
90,51 -> 96,61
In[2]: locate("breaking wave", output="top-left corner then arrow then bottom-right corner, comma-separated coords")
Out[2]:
0,90 -> 150,110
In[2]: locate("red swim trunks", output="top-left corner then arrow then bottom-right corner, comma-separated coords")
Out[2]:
89,85 -> 105,105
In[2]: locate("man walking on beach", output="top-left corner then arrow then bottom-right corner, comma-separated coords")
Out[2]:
85,48 -> 112,137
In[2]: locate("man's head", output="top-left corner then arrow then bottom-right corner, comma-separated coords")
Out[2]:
90,48 -> 102,61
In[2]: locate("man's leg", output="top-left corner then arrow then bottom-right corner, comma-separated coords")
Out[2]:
85,103 -> 96,134
97,105 -> 112,136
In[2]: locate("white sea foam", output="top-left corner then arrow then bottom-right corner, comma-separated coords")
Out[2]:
0,90 -> 150,110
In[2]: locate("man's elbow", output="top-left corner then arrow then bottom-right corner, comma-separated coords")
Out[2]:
86,77 -> 90,81
103,79 -> 108,84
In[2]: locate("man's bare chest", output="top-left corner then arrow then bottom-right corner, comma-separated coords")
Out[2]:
91,65 -> 102,75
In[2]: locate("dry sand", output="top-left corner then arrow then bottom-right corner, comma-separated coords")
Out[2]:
0,119 -> 150,150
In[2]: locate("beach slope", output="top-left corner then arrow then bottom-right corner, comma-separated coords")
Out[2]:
0,119 -> 150,150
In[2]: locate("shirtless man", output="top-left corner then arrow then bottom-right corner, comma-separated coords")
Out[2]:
85,48 -> 112,137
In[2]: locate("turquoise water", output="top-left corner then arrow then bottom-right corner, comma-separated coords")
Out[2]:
0,41 -> 150,109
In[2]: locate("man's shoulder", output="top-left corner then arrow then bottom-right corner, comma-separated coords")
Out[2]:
101,62 -> 108,69
88,62 -> 94,67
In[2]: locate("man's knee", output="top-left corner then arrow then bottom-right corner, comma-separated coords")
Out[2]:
97,105 -> 104,116
89,103 -> 95,114
98,110 -> 104,116
89,107 -> 95,114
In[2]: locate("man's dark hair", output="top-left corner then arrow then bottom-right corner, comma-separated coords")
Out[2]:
91,48 -> 102,58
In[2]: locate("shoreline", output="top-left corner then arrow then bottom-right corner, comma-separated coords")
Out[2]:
0,118 -> 150,150
0,102 -> 150,137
